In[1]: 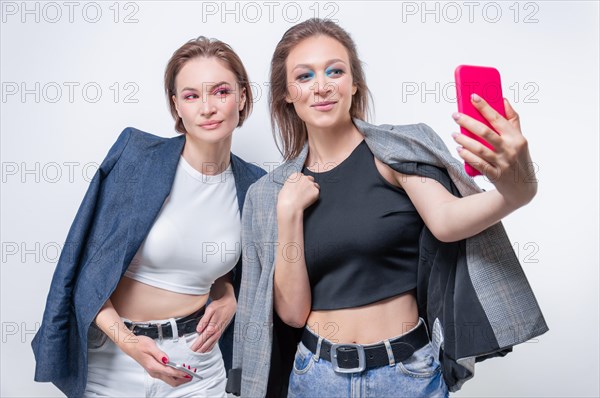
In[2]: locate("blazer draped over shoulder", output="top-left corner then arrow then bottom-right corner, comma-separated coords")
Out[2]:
32,127 -> 266,397
229,119 -> 548,397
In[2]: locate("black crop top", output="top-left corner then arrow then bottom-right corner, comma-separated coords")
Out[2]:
302,140 -> 424,310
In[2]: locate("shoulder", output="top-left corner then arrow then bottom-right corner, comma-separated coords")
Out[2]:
119,126 -> 179,145
355,118 -> 445,148
245,169 -> 281,205
231,153 -> 267,182
113,127 -> 184,155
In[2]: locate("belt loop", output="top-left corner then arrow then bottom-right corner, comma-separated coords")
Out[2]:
168,318 -> 178,342
155,321 -> 164,343
418,317 -> 429,340
313,336 -> 323,362
383,339 -> 395,367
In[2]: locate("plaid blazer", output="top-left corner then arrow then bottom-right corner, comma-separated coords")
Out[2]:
229,119 -> 548,396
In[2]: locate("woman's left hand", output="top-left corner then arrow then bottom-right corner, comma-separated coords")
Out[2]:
451,94 -> 538,209
190,293 -> 237,353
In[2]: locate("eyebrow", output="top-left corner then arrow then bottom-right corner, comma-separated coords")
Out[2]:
180,81 -> 231,92
291,59 -> 347,72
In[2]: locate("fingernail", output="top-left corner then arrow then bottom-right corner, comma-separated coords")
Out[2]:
452,112 -> 461,120
451,132 -> 459,139
457,146 -> 463,152
162,357 -> 168,364
471,93 -> 481,102
194,368 -> 197,372
185,375 -> 192,379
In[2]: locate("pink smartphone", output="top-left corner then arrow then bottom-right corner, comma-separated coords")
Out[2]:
454,65 -> 506,177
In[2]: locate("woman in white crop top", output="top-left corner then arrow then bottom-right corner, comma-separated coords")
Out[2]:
78,38 -> 263,397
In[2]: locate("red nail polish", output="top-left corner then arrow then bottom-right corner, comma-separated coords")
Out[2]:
161,357 -> 168,364
194,368 -> 197,372
185,375 -> 192,379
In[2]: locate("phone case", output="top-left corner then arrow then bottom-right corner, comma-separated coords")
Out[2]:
454,65 -> 506,176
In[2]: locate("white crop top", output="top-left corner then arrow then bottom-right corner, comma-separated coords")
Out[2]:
124,155 -> 241,295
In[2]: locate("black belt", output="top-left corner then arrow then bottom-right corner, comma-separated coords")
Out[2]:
124,307 -> 205,339
301,320 -> 429,373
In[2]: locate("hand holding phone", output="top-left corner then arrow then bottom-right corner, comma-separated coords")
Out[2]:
454,65 -> 506,176
165,361 -> 202,379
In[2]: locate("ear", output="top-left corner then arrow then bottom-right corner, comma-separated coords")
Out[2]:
172,95 -> 181,117
238,87 -> 246,112
352,83 -> 358,96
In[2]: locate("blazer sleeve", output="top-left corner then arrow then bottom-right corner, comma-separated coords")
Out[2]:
31,128 -> 132,381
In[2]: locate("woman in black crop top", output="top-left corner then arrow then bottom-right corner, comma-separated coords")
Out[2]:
264,19 -> 538,398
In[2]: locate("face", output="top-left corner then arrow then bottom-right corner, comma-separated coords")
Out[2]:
285,35 -> 357,131
172,57 -> 245,144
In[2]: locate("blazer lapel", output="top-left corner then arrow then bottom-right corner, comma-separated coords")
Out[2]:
272,143 -> 309,185
272,119 -> 380,186
230,154 -> 254,216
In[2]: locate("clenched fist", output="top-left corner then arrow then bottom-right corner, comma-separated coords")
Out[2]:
277,172 -> 320,215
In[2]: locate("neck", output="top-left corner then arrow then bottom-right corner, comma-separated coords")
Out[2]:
181,134 -> 232,175
305,118 -> 364,168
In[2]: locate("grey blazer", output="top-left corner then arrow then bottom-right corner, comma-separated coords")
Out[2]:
230,119 -> 548,396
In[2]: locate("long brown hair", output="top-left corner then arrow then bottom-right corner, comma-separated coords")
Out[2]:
269,18 -> 372,160
164,36 -> 253,134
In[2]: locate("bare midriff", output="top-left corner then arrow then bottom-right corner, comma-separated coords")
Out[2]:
109,276 -> 208,322
306,290 -> 419,344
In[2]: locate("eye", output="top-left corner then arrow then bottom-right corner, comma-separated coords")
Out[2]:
326,68 -> 344,77
213,86 -> 231,96
296,71 -> 314,82
184,93 -> 199,100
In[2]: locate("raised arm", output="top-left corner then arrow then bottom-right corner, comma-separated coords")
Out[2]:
393,96 -> 537,243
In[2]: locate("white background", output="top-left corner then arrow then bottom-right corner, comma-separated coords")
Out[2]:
1,1 -> 598,396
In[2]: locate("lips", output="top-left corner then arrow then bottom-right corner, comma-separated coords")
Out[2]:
198,120 -> 223,129
311,101 -> 337,111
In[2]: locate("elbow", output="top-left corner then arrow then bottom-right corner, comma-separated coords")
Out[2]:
280,314 -> 309,329
429,224 -> 459,243
275,307 -> 309,329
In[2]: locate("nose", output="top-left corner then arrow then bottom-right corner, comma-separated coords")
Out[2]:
313,72 -> 334,98
200,95 -> 217,117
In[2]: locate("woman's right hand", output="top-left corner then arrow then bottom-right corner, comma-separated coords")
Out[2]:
273,172 -> 316,327
119,334 -> 193,387
277,172 -> 320,215
94,298 -> 194,387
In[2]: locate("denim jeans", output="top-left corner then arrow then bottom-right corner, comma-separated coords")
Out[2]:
288,319 -> 449,398
84,316 -> 227,397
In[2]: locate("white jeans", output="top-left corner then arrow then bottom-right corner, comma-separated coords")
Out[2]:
84,316 -> 227,397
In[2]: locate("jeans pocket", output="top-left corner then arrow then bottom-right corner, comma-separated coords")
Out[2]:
292,343 -> 314,375
179,331 -> 217,358
396,342 -> 441,378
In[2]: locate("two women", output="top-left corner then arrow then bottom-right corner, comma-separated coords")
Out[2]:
32,37 -> 265,397
33,18 -> 547,398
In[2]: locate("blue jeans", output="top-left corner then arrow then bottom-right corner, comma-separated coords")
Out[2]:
288,320 -> 449,398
